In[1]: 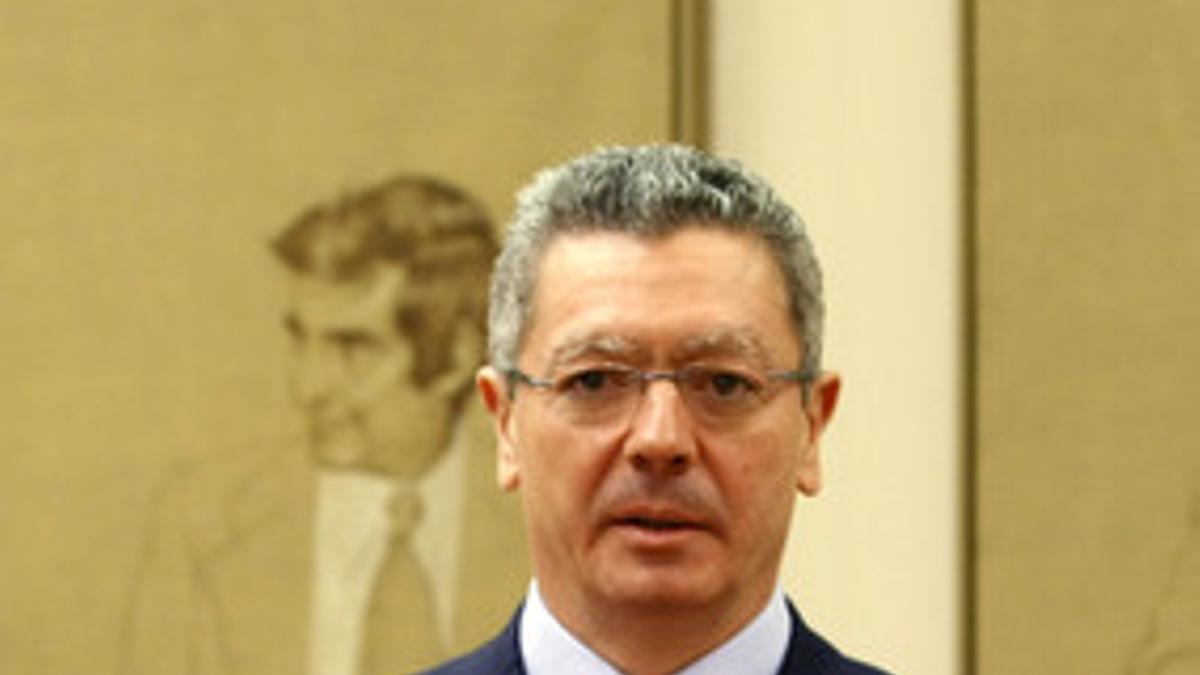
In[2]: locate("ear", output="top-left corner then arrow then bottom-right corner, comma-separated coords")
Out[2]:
476,365 -> 521,491
431,317 -> 485,398
795,371 -> 841,497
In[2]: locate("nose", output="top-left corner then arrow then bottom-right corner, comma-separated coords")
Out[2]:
622,378 -> 698,476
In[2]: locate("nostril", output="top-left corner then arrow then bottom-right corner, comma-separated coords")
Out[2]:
630,453 -> 649,472
627,447 -> 692,475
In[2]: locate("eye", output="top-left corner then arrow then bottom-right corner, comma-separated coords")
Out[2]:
575,370 -> 609,391
335,334 -> 363,355
283,315 -> 306,343
330,331 -> 383,370
711,372 -> 749,397
560,369 -> 610,392
693,367 -> 763,401
556,367 -> 635,398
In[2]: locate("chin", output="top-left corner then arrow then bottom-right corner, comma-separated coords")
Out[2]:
580,530 -> 736,608
308,439 -> 370,470
591,561 -> 730,610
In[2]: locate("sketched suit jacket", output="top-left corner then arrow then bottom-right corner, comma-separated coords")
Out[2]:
123,436 -> 526,675
424,600 -> 892,675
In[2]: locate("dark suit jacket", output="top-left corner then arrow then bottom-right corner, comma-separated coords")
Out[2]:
423,600 -> 891,675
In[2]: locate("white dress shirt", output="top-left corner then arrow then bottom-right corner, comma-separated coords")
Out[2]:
520,581 -> 791,675
307,433 -> 464,675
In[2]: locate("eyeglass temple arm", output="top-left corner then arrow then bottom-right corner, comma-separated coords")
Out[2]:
503,368 -> 552,399
769,368 -> 820,403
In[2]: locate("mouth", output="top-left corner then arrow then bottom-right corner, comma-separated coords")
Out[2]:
606,510 -> 710,551
615,515 -> 700,532
307,424 -> 367,465
605,502 -> 712,543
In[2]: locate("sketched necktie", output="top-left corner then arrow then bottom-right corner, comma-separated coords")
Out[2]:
359,488 -> 443,674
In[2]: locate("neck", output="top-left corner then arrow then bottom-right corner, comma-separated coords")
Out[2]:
537,580 -> 776,675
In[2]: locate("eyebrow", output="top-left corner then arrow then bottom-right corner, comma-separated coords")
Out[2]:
542,326 -> 783,373
545,333 -> 644,372
672,328 -> 777,369
283,313 -> 305,338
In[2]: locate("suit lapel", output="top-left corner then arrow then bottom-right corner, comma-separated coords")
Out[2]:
498,607 -> 527,675
447,606 -> 526,675
778,599 -> 869,675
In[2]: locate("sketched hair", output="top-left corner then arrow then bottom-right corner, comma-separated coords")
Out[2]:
273,175 -> 497,410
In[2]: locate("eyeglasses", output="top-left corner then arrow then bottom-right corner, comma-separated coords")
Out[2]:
505,363 -> 814,427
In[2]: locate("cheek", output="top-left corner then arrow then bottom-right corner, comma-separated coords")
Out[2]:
514,411 -> 615,520
356,363 -> 442,449
711,430 -> 799,521
349,355 -> 409,408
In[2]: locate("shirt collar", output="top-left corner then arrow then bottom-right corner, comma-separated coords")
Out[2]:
519,581 -> 791,675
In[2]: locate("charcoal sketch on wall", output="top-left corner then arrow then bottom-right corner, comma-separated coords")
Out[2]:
122,176 -> 517,674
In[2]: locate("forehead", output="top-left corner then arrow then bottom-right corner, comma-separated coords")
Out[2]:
288,266 -> 406,333
523,227 -> 799,367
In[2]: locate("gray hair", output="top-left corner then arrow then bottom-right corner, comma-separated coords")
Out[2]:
488,144 -> 826,376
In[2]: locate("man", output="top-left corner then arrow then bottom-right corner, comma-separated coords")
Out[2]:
427,145 -> 890,674
124,175 -> 527,674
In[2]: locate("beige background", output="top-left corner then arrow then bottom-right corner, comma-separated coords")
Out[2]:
4,2 -> 987,673
0,2 -> 694,672
717,2 -> 1200,673
713,2 -> 964,674
974,0 -> 1200,673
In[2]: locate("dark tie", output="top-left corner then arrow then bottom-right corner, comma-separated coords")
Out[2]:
358,490 -> 443,674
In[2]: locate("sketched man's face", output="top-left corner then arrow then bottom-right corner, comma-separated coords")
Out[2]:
285,266 -> 452,477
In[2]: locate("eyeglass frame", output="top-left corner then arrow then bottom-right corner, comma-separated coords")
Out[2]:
502,363 -> 818,427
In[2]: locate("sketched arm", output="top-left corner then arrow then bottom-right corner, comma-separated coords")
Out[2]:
122,468 -> 226,675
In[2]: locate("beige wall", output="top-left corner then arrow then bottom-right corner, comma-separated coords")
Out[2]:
975,1 -> 1200,673
711,2 -> 964,674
